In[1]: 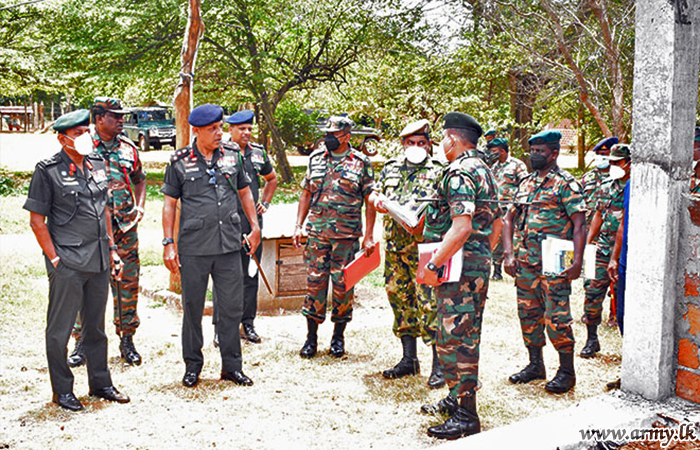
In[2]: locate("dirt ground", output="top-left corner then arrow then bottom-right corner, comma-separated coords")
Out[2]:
0,228 -> 624,450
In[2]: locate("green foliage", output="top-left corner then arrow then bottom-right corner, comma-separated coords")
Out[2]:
274,101 -> 321,149
0,169 -> 30,197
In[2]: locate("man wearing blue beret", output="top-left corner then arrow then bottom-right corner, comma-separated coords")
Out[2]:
581,136 -> 617,226
502,129 -> 587,394
24,109 -> 130,410
161,104 -> 261,388
218,109 -> 278,344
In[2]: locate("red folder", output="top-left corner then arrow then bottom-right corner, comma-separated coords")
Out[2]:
416,243 -> 463,284
343,242 -> 381,292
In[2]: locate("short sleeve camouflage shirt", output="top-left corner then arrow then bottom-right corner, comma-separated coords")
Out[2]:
512,166 -> 587,267
423,150 -> 501,254
595,178 -> 627,254
492,156 -> 528,210
581,168 -> 608,226
301,147 -> 374,239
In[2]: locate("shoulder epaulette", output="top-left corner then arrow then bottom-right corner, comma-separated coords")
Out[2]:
309,148 -> 327,159
118,134 -> 137,149
555,167 -> 576,182
249,142 -> 265,151
87,153 -> 103,162
350,148 -> 370,164
170,146 -> 191,163
41,152 -> 63,167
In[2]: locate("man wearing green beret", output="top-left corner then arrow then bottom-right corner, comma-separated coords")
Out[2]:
24,109 -> 130,411
581,143 -> 631,359
502,129 -> 587,394
486,137 -> 527,280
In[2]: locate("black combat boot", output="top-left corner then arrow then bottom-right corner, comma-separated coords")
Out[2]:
421,393 -> 458,415
509,346 -> 546,384
545,351 -> 576,394
300,317 -> 318,358
67,337 -> 86,368
329,322 -> 347,357
580,324 -> 600,358
427,394 -> 481,440
119,335 -> 142,366
492,263 -> 503,281
427,344 -> 445,388
382,336 -> 420,379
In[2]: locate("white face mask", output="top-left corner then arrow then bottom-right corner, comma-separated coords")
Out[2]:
70,133 -> 94,156
693,160 -> 699,171
608,163 -> 628,180
405,145 -> 427,165
594,154 -> 610,170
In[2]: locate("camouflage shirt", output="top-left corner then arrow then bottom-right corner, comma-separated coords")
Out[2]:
581,167 -> 608,226
423,150 -> 501,254
374,155 -> 445,252
93,133 -> 146,232
301,147 -> 374,239
492,156 -> 528,209
595,178 -> 627,254
512,165 -> 587,267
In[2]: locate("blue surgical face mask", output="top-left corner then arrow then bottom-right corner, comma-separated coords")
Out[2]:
594,154 -> 610,170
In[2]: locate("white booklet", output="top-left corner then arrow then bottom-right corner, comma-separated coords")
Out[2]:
383,198 -> 430,231
541,236 -> 596,279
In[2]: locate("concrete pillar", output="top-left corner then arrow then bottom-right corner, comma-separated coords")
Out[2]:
622,0 -> 700,400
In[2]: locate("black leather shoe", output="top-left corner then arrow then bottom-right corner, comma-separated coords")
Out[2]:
89,386 -> 130,403
221,370 -> 254,386
242,324 -> 262,343
182,371 -> 199,388
52,393 -> 84,411
427,344 -> 445,388
300,318 -> 318,358
545,352 -> 576,394
119,335 -> 142,366
509,346 -> 546,384
492,264 -> 503,281
420,394 -> 458,415
67,338 -> 86,368
580,324 -> 600,358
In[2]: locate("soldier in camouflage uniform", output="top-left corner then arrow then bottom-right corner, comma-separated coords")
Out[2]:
68,98 -> 147,367
369,119 -> 445,388
292,116 -> 376,359
580,144 -> 631,358
419,112 -> 501,440
486,137 -> 528,280
581,137 -> 617,226
502,130 -> 587,395
691,127 -> 700,192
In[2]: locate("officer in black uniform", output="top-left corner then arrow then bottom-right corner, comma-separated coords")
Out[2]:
24,109 -> 131,411
161,104 -> 261,388
222,109 -> 277,343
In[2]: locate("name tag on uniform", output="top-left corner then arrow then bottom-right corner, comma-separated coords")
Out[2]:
185,167 -> 200,173
92,169 -> 107,183
62,178 -> 79,186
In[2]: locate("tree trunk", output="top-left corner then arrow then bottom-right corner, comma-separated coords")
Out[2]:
170,0 -> 204,294
578,103 -> 586,170
259,95 -> 294,184
539,0 -> 613,138
508,69 -> 538,161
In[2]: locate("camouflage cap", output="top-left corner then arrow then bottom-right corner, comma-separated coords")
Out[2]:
399,119 -> 430,139
608,143 -> 631,161
486,137 -> 509,151
528,129 -> 562,145
53,109 -> 90,133
320,115 -> 354,133
92,97 -> 128,115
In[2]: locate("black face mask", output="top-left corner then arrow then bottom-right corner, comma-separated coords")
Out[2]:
530,152 -> 549,170
324,134 -> 340,152
487,151 -> 499,166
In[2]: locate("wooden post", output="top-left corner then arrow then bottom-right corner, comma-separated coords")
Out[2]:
169,0 -> 204,293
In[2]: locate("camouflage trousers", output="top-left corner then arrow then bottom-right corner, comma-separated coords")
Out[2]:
515,263 -> 575,353
73,226 -> 140,338
302,235 -> 359,324
384,250 -> 437,346
435,250 -> 490,399
583,247 -> 615,326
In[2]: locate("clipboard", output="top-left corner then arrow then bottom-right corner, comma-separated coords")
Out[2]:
343,242 -> 381,292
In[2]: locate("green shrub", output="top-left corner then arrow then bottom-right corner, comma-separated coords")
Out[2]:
275,101 -> 322,149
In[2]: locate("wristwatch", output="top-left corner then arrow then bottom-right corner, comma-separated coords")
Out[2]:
260,201 -> 270,210
426,261 -> 444,278
162,238 -> 175,246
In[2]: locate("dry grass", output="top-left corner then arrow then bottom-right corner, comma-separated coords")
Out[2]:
0,211 -> 623,448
